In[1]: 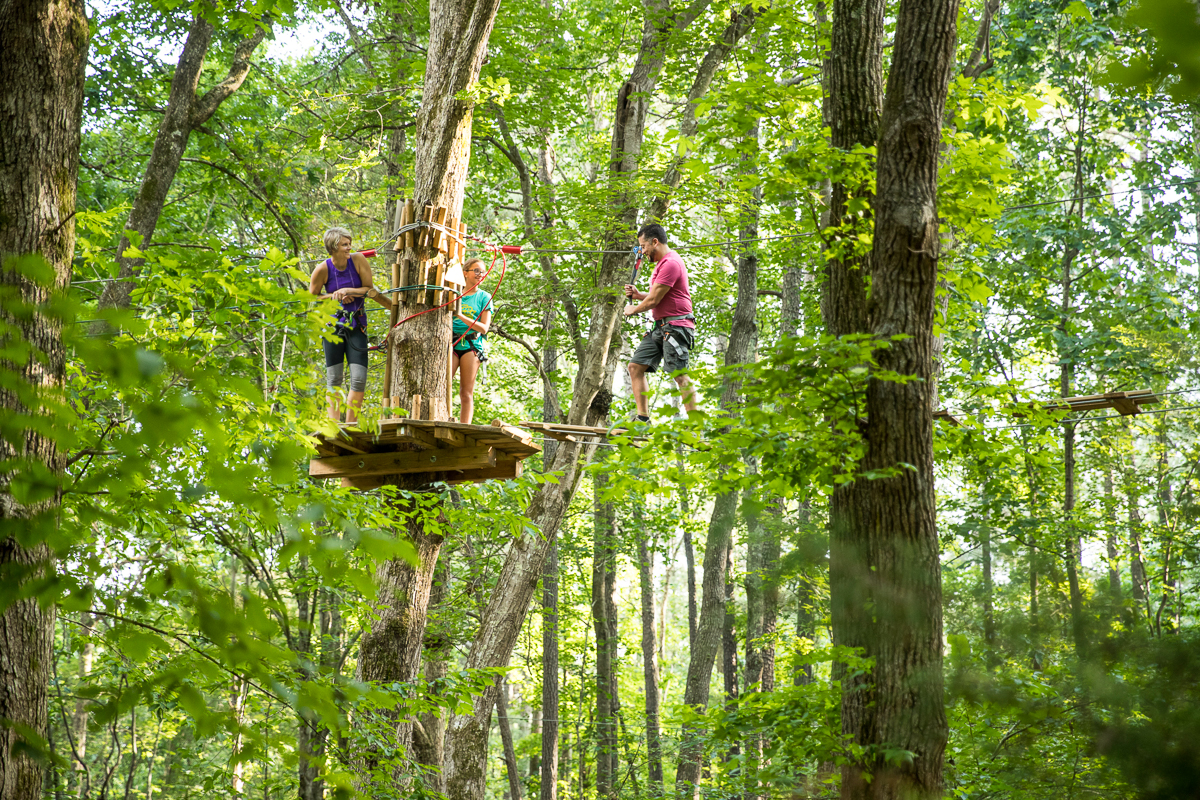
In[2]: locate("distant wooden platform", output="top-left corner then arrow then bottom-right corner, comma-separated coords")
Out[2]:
1033,390 -> 1160,416
520,421 -> 644,443
310,418 -> 539,490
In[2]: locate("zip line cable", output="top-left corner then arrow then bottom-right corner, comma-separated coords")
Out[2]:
1001,177 -> 1200,213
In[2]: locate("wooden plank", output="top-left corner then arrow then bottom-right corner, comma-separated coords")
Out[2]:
447,459 -> 522,484
1109,395 -> 1140,416
412,394 -> 423,421
433,259 -> 446,307
312,440 -> 342,458
490,418 -> 535,444
317,432 -> 372,455
310,446 -> 497,479
435,426 -> 468,448
366,286 -> 394,311
933,409 -> 960,426
378,422 -> 438,449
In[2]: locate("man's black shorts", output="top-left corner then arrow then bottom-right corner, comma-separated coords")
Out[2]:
631,323 -> 694,373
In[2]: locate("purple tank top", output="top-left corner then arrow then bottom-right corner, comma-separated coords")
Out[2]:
325,258 -> 368,330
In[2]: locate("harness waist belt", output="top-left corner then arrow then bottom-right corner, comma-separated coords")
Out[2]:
654,313 -> 695,327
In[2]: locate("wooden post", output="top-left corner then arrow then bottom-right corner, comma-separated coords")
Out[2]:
404,199 -> 416,249
411,394 -> 423,421
433,206 -> 447,255
420,203 -> 434,252
433,259 -> 446,307
447,341 -> 454,422
383,199 -> 408,399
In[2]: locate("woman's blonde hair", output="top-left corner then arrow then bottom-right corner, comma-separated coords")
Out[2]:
463,257 -> 485,273
323,227 -> 353,255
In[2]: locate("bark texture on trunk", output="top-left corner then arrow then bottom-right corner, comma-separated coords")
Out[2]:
411,0 -> 501,218
497,680 -> 523,800
591,462 -> 620,800
540,541 -> 560,800
98,15 -> 266,311
636,507 -> 664,795
355,517 -> 444,786
836,0 -> 959,792
823,0 -> 883,767
0,0 -> 87,795
388,0 -> 502,416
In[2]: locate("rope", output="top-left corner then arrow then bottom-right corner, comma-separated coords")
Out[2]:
451,248 -> 507,352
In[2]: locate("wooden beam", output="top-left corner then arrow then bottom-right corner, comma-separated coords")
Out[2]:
434,426 -> 469,447
311,446 -> 497,479
316,432 -> 371,455
446,458 -> 522,484
933,409 -> 960,426
490,418 -> 535,444
379,422 -> 438,449
366,286 -> 394,310
1109,394 -> 1140,416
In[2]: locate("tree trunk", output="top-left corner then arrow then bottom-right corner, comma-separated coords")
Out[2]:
981,521 -> 997,667
439,0 -> 732,794
98,13 -> 266,311
0,0 -> 87,796
822,0 -> 883,783
675,195 -> 760,797
497,680 -> 523,800
721,546 -> 739,766
70,611 -> 96,789
636,505 -> 664,796
414,562 -> 450,794
591,460 -> 619,800
540,541 -> 560,800
355,522 -> 444,785
355,0 -> 504,787
1103,467 -> 1122,599
682,481 -> 698,647
834,0 -> 958,792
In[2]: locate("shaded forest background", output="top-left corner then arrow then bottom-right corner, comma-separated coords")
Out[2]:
4,0 -> 1200,797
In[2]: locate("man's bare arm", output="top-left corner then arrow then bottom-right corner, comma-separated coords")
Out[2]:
624,282 -> 670,316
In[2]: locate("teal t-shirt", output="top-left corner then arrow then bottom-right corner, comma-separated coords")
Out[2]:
453,289 -> 493,350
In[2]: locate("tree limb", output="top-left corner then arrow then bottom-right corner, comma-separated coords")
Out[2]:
191,24 -> 269,127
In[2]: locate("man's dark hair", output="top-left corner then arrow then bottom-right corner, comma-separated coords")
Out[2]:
637,223 -> 668,245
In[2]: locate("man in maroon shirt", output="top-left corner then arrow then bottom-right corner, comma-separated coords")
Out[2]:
623,223 -> 698,422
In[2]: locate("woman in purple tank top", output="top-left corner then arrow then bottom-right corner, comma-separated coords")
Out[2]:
309,227 -> 375,423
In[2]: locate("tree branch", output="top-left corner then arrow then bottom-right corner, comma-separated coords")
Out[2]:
647,3 -> 761,222
191,24 -> 269,127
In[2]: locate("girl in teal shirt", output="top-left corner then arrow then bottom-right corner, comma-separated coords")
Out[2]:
452,257 -> 493,423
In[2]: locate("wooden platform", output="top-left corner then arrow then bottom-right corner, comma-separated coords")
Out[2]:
310,418 -> 539,490
1031,390 -> 1160,416
520,421 -> 644,443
